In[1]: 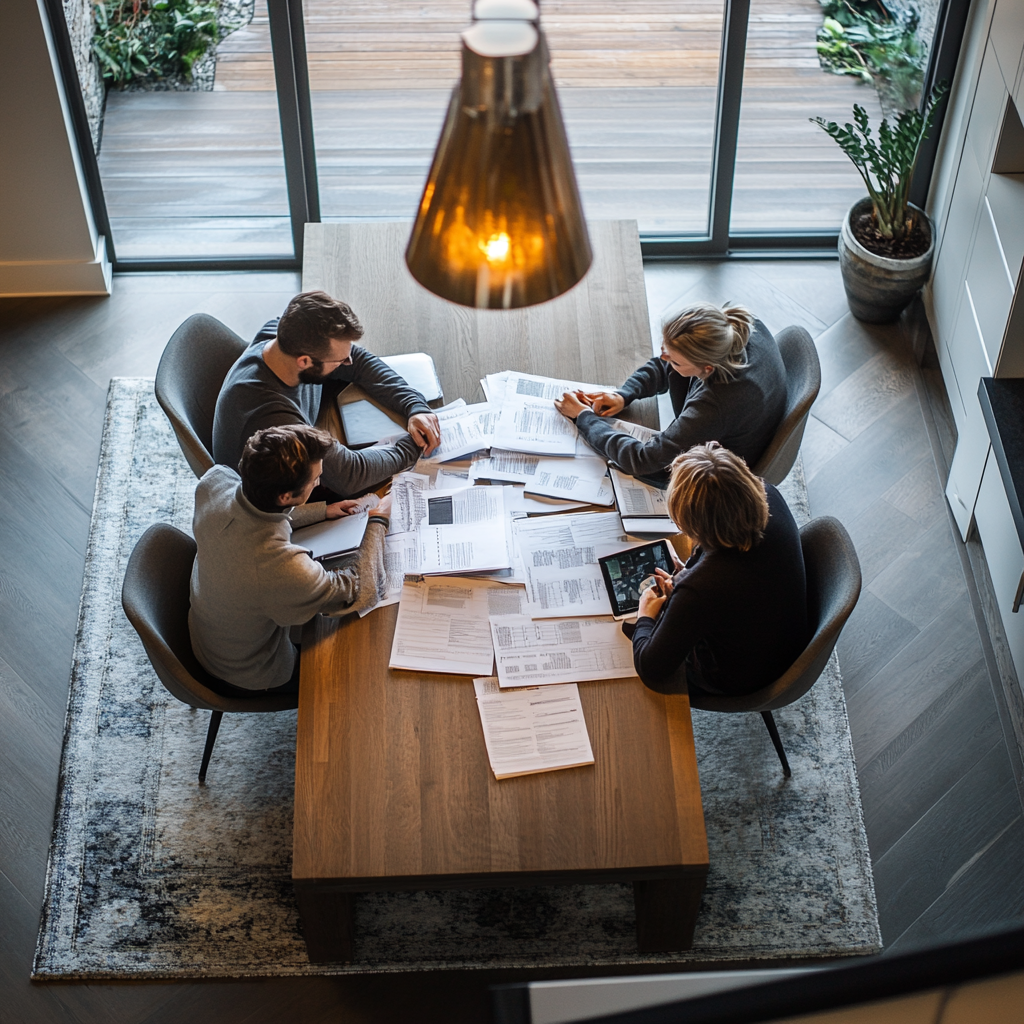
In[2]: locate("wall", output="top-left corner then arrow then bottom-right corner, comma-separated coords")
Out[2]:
0,0 -> 111,295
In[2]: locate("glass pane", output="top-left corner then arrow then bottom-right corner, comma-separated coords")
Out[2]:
307,0 -> 724,235
81,0 -> 292,258
730,0 -> 941,233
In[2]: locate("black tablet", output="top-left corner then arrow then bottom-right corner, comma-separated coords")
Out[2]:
598,540 -> 676,619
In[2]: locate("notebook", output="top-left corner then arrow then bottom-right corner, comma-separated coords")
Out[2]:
291,511 -> 369,563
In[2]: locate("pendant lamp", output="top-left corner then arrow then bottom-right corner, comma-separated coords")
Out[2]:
406,0 -> 592,310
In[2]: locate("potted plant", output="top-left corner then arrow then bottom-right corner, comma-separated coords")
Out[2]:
811,83 -> 947,323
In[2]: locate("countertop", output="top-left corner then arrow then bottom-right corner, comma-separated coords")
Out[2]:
979,377 -> 1024,550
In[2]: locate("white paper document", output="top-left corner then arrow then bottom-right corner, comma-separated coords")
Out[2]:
387,472 -> 430,534
473,677 -> 594,778
609,466 -> 671,518
358,530 -> 420,616
528,456 -> 613,505
418,486 -> 512,575
389,577 -> 527,675
493,396 -> 579,456
427,402 -> 494,463
514,511 -> 632,618
488,615 -> 638,687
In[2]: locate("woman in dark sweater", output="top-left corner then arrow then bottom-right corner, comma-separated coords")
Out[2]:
554,303 -> 787,486
629,443 -> 809,697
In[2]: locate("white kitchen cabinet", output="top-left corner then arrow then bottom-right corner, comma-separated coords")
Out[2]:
974,452 -> 1024,676
965,199 -> 1015,368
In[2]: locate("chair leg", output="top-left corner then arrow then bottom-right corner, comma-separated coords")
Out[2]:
761,711 -> 792,778
199,710 -> 223,783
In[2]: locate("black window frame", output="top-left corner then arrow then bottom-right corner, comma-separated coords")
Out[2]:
44,0 -> 972,272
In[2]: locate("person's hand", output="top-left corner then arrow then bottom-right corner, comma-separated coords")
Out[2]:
653,566 -> 675,598
553,390 -> 590,419
638,580 -> 668,619
325,499 -> 368,519
408,412 -> 441,455
582,390 -> 625,417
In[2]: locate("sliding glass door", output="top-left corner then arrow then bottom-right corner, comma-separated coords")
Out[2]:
50,0 -> 964,267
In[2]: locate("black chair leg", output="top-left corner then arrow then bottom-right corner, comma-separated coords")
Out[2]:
761,711 -> 792,778
199,710 -> 223,783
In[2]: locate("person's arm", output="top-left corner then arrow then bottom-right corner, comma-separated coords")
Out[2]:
320,434 -> 421,497
289,501 -> 328,529
630,583 -> 703,693
320,515 -> 390,617
616,357 -> 673,406
575,386 -> 724,479
331,346 -> 433,419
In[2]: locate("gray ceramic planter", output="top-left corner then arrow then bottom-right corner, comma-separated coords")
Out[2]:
838,197 -> 934,323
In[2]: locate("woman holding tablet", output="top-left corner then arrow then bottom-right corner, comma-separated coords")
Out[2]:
628,443 -> 809,697
554,302 -> 786,485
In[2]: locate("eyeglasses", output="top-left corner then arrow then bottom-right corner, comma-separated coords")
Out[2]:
307,354 -> 353,369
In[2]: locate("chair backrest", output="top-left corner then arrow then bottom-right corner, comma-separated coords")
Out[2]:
689,516 -> 862,714
754,325 -> 822,486
154,314 -> 247,478
121,524 -> 296,713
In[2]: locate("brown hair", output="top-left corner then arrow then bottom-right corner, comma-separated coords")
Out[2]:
662,302 -> 754,381
666,443 -> 769,552
239,424 -> 334,512
276,290 -> 364,359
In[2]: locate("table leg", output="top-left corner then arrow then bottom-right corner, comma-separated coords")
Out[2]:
633,876 -> 706,952
296,886 -> 355,963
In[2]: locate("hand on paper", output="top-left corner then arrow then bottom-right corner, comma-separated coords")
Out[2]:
326,499 -> 365,519
407,412 -> 441,455
584,390 -> 625,417
638,577 -> 668,619
553,390 -> 591,420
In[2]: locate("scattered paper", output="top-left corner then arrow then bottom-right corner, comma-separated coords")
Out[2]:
418,486 -> 512,575
388,472 -> 430,534
473,677 -> 594,778
389,577 -> 527,675
609,466 -> 671,517
358,530 -> 420,616
528,456 -> 613,505
488,615 -> 638,687
425,401 -> 494,463
514,511 -> 633,618
493,396 -> 578,456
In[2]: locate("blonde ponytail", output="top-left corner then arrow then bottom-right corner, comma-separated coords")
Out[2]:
662,301 -> 754,381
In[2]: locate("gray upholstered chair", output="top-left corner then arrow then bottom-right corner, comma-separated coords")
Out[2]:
121,523 -> 298,783
155,314 -> 247,478
754,325 -> 822,486
688,516 -> 861,777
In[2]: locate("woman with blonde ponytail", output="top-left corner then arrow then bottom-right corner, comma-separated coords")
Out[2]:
554,301 -> 787,485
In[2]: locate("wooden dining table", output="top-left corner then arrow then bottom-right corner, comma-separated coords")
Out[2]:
294,221 -> 708,963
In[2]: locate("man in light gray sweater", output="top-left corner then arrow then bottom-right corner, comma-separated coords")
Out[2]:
189,424 -> 391,693
212,290 -> 441,509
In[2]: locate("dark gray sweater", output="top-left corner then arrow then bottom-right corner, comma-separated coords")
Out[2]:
212,326 -> 430,497
189,466 -> 390,690
575,318 -> 786,484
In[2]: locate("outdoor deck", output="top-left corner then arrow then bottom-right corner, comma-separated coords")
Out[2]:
96,0 -> 883,257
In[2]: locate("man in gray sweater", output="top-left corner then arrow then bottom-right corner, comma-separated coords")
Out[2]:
190,424 -> 391,693
212,290 -> 440,508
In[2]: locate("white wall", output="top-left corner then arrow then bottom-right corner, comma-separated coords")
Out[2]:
0,0 -> 110,295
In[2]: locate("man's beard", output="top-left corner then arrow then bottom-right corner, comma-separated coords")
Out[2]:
297,364 -> 329,384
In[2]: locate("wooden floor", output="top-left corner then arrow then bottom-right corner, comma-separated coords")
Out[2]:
2,260 -> 1021,1023
95,0 -> 882,256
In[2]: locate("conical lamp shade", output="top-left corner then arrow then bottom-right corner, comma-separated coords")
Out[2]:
406,20 -> 592,310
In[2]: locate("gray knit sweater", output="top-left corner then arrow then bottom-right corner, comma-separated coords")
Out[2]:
188,465 -> 389,690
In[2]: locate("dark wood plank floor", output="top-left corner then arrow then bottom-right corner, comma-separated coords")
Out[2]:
1,260 -> 1022,1023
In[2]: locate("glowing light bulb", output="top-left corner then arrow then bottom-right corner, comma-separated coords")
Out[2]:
482,232 -> 510,263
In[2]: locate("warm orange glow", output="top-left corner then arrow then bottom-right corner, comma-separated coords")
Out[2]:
482,232 -> 510,263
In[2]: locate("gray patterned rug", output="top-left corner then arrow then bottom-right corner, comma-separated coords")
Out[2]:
33,378 -> 881,979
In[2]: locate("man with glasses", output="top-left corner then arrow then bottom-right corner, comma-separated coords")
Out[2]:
213,290 -> 440,524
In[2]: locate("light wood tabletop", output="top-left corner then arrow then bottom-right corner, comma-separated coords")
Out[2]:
295,221 -> 708,962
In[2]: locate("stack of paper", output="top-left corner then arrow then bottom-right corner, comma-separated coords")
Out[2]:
389,577 -> 527,675
488,614 -> 638,687
514,511 -> 633,618
609,467 -> 677,535
473,677 -> 594,779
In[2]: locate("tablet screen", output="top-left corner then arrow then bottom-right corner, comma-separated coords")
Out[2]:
598,541 -> 675,618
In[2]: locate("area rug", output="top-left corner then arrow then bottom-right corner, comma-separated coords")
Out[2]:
33,378 -> 881,979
